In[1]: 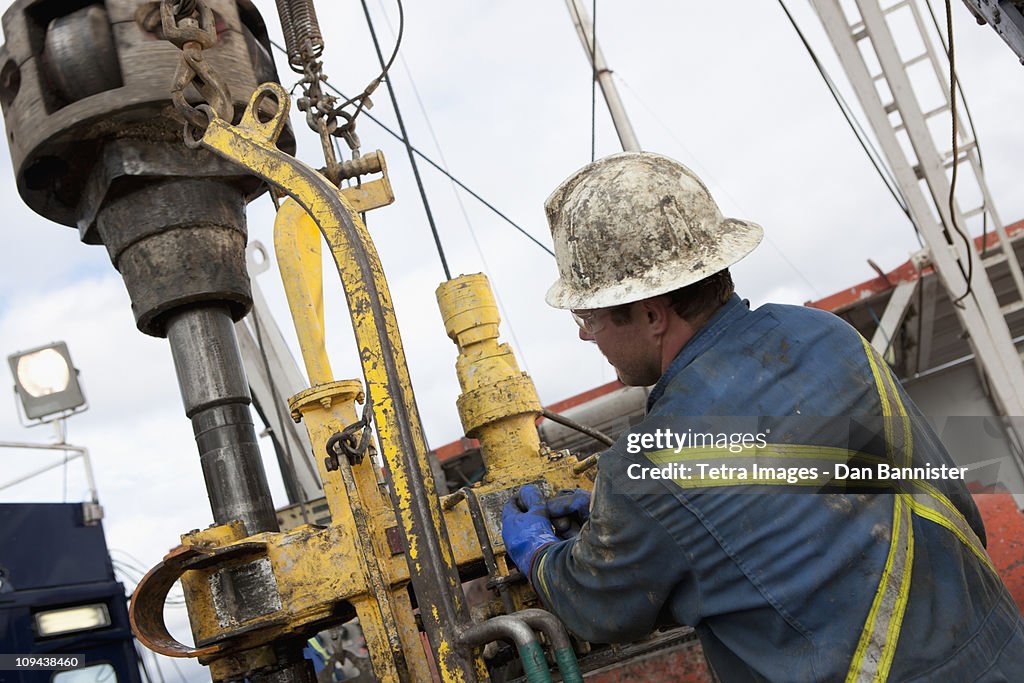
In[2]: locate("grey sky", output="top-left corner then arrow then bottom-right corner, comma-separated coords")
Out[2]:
0,2 -> 1021,680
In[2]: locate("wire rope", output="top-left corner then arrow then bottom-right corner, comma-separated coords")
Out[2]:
359,0 -> 452,280
269,39 -> 556,258
777,0 -> 922,248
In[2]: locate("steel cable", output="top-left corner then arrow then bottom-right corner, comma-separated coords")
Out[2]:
777,0 -> 921,246
360,0 -> 451,279
268,40 -> 555,257
944,0 -> 974,305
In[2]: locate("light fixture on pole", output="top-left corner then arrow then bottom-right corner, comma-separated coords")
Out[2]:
7,341 -> 87,423
2,340 -> 99,512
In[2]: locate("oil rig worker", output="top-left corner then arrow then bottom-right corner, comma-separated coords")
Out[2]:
501,152 -> 1024,681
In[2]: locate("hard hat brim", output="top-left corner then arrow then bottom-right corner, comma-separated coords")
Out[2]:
544,218 -> 763,310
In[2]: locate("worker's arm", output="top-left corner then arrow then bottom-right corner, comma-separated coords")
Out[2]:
507,465 -> 698,644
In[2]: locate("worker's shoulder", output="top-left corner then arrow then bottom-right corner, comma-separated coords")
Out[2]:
751,299 -> 850,328
744,300 -> 862,346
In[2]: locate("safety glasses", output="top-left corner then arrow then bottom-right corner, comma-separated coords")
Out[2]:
571,309 -> 607,335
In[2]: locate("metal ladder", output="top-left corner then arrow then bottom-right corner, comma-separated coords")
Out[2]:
809,0 -> 1024,484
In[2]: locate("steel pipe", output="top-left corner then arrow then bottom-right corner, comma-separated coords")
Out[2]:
460,615 -> 552,683
166,306 -> 278,535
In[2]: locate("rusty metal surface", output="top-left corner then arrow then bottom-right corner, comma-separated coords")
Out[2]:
198,83 -> 478,681
98,178 -> 252,335
583,639 -> 713,683
0,0 -> 292,227
511,627 -> 712,683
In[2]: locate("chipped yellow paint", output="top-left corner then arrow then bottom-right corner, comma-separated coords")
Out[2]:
199,84 -> 470,678
437,274 -> 544,481
169,85 -> 602,682
436,640 -> 466,683
275,199 -> 331,385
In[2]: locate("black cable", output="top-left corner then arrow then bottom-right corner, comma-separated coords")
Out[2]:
945,0 -> 973,305
777,0 -> 922,244
345,0 -> 405,123
923,0 -> 984,173
541,408 -> 614,447
337,91 -> 556,257
590,0 -> 597,162
373,0 -> 537,375
359,0 -> 452,280
924,0 -> 989,256
269,39 -> 555,257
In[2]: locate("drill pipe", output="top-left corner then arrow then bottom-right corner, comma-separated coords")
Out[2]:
166,305 -> 278,535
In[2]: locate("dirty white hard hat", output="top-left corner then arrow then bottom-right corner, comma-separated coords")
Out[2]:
544,152 -> 763,310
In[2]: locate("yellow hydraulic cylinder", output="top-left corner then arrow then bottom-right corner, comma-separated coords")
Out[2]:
437,274 -> 544,481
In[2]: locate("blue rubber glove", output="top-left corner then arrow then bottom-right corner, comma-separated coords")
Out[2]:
546,488 -> 592,522
501,484 -> 559,574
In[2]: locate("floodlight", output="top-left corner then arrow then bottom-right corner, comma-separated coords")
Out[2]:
7,341 -> 87,421
34,603 -> 111,637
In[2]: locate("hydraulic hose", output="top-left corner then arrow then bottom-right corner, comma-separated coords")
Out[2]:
517,609 -> 583,683
460,615 -> 552,683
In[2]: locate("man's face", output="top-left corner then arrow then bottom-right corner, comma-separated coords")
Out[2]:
573,304 -> 663,386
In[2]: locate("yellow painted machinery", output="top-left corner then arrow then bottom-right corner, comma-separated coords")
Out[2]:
124,85 -> 599,682
0,1 -> 611,680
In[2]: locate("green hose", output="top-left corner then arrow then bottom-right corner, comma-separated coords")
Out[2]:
554,647 -> 584,683
518,641 -> 554,683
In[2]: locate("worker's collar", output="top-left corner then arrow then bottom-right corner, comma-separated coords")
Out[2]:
646,294 -> 749,411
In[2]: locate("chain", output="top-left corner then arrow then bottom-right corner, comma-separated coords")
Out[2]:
171,0 -> 197,20
277,0 -> 402,182
295,59 -> 346,182
324,394 -> 375,468
160,0 -> 232,138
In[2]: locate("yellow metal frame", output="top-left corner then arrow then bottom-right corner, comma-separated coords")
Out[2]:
131,84 -> 598,683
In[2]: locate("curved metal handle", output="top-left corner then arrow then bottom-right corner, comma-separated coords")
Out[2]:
130,541 -> 267,657
198,82 -> 478,681
129,545 -> 221,658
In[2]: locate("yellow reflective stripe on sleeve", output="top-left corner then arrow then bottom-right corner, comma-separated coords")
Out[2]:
874,342 -> 913,469
861,336 -> 897,465
846,494 -> 915,683
860,336 -> 914,468
534,548 -> 553,604
909,483 -> 995,573
860,335 -> 994,574
647,444 -> 885,464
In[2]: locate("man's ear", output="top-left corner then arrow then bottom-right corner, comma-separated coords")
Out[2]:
640,296 -> 672,334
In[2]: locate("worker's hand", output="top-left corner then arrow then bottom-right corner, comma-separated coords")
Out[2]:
547,488 -> 591,521
501,484 -> 559,575
546,488 -> 592,540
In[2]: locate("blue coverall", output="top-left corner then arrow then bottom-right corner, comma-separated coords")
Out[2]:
531,295 -> 1024,681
